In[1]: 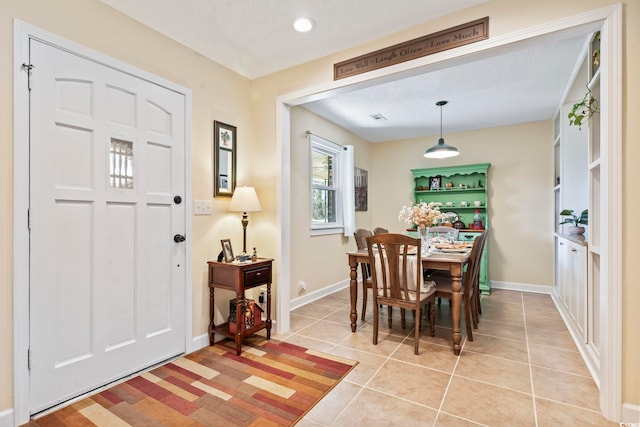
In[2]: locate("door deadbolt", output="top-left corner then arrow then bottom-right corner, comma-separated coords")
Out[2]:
173,234 -> 186,243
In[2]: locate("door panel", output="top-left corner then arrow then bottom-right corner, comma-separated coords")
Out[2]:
29,39 -> 186,413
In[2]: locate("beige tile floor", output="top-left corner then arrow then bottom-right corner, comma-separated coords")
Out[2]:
269,288 -> 617,426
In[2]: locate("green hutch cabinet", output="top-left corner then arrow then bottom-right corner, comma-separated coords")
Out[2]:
411,163 -> 491,294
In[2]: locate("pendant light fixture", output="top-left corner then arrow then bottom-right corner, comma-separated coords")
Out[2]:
424,100 -> 460,159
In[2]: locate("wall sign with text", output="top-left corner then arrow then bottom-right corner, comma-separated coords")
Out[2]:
334,17 -> 489,80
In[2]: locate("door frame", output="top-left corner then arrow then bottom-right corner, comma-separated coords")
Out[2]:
13,20 -> 193,425
275,4 -> 622,421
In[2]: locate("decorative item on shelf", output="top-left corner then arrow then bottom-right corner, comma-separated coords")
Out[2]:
220,239 -> 234,262
591,31 -> 600,75
559,209 -> 588,235
228,186 -> 262,254
398,202 -> 446,253
453,220 -> 466,229
228,298 -> 263,334
251,247 -> 257,262
472,210 -> 484,230
445,181 -> 454,189
429,175 -> 442,190
568,87 -> 599,130
424,100 -> 460,159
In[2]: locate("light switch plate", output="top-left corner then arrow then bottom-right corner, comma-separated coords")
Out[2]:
193,200 -> 212,215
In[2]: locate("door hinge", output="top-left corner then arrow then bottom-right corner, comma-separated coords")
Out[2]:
22,63 -> 34,91
28,348 -> 31,371
27,208 -> 31,230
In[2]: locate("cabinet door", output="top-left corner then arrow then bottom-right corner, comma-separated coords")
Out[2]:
571,243 -> 587,342
556,239 -> 570,310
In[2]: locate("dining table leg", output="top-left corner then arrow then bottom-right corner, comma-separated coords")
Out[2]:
450,263 -> 464,355
348,254 -> 359,332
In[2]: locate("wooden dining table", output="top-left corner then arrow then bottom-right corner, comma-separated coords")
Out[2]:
346,248 -> 471,355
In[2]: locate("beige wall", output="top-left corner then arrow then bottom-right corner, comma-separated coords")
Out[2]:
369,121 -> 554,286
251,0 -> 639,410
289,106 -> 372,299
0,0 -> 258,411
1,0 -> 638,417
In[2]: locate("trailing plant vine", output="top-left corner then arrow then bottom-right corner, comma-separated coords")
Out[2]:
568,87 -> 599,130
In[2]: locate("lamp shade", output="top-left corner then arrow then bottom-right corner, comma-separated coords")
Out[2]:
424,138 -> 460,158
228,186 -> 262,213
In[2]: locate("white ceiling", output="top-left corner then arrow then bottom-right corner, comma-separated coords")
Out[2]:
99,0 -> 489,79
100,0 -> 593,142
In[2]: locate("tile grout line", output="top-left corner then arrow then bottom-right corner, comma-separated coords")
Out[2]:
325,312 -> 409,426
433,333 -> 465,426
522,292 -> 539,427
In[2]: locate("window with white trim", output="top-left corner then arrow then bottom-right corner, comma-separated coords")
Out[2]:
310,135 -> 343,235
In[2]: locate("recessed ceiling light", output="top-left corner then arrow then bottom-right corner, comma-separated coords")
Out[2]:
293,17 -> 315,32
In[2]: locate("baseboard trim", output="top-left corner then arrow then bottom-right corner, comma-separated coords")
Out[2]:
191,333 -> 210,352
490,280 -> 553,294
622,403 -> 640,423
0,409 -> 14,427
290,279 -> 349,310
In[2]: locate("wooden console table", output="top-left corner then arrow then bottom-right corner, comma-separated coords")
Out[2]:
207,258 -> 273,355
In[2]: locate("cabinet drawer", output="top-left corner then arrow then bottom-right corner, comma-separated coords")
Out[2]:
459,231 -> 481,242
244,266 -> 271,287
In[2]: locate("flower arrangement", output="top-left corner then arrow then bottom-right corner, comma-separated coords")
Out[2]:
398,202 -> 445,229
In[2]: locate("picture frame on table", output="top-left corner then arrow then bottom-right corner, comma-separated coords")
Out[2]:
429,175 -> 442,190
221,239 -> 234,262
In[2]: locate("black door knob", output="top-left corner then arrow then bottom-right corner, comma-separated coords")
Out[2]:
173,234 -> 186,243
174,195 -> 182,204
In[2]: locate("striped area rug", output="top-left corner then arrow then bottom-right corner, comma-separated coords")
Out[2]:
25,337 -> 357,426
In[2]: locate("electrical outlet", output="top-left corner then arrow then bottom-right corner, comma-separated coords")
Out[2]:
298,281 -> 307,295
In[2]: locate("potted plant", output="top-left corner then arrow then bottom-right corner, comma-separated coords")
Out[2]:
568,88 -> 599,130
559,209 -> 588,234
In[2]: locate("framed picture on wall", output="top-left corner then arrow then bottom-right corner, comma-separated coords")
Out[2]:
354,167 -> 368,211
214,121 -> 237,197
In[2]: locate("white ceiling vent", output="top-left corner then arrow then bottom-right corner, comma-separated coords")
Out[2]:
369,113 -> 387,121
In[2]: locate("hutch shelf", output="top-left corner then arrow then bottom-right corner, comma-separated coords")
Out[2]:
411,163 -> 491,293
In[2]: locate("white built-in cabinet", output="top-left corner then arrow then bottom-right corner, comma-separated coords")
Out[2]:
556,237 -> 587,342
553,31 -> 601,383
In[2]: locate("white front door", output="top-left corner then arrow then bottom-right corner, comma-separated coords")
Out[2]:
29,39 -> 187,413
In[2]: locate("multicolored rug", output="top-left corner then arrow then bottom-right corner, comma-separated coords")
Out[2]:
25,337 -> 358,426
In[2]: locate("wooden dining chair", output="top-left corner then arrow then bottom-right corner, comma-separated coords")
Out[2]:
366,233 -> 437,355
373,227 -> 389,235
429,231 -> 487,341
471,230 -> 489,319
353,228 -> 374,320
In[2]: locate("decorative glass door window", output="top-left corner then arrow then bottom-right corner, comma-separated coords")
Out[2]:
109,137 -> 134,189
